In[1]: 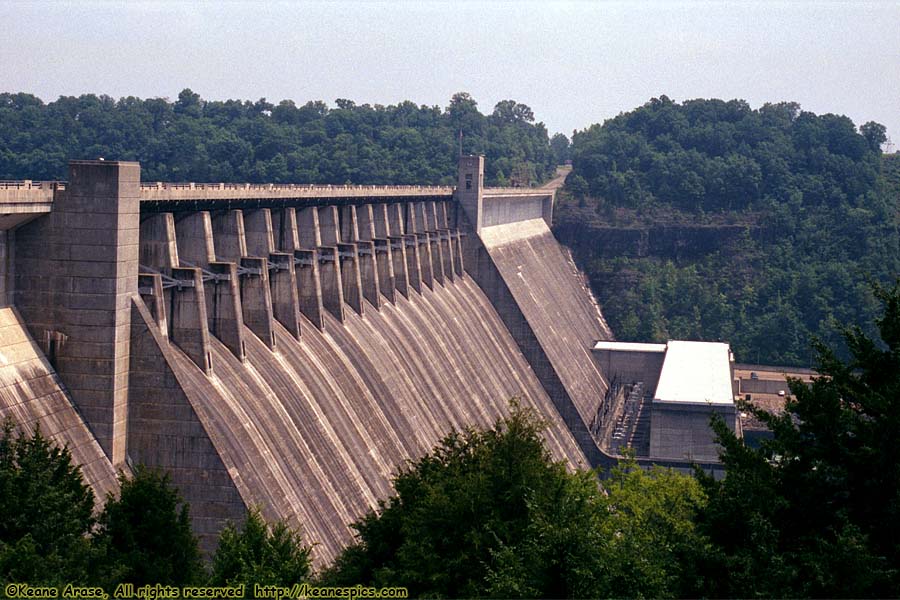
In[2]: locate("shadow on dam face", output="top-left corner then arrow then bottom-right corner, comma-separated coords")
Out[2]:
2,158 -> 620,566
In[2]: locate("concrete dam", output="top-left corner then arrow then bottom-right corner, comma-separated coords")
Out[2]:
0,156 -> 617,563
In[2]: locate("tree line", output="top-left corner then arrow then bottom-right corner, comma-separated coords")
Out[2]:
558,96 -> 898,366
0,90 -> 555,187
3,282 -> 899,597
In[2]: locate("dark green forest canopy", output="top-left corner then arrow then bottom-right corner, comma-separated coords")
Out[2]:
557,96 -> 898,366
0,90 -> 554,186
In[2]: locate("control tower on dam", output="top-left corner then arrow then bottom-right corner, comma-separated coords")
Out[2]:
0,157 -> 619,563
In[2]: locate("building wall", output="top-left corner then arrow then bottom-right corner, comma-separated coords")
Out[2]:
591,348 -> 665,394
650,403 -> 736,462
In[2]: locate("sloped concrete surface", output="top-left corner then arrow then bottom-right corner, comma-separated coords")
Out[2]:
480,218 -> 614,437
0,307 -> 118,501
132,276 -> 588,565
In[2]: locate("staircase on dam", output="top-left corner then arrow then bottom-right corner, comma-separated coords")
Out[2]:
0,157 -> 622,564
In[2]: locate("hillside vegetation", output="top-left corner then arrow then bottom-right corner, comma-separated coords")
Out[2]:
0,90 -> 554,186
558,96 -> 898,366
2,90 -> 896,366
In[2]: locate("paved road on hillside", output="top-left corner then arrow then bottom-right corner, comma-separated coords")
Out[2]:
543,165 -> 572,190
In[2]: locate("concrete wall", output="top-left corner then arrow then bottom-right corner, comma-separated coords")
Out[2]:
129,298 -> 246,555
481,195 -> 548,228
0,306 -> 118,499
13,161 -> 139,468
2,155 -> 628,566
591,348 -> 665,394
649,402 -> 736,463
465,207 -> 616,467
738,378 -> 791,395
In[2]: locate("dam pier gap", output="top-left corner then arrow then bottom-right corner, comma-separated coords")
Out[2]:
0,157 -> 726,563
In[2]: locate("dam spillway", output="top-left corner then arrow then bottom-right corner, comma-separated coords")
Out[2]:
0,157 -> 619,564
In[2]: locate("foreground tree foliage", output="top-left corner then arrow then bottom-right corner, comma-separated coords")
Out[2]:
0,90 -> 554,186
0,421 -> 95,586
91,466 -> 205,588
696,281 -> 900,598
210,507 -> 312,590
320,405 -> 705,598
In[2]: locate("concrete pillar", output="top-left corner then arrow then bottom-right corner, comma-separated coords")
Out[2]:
410,202 -> 428,234
369,203 -> 395,303
244,209 -> 275,257
438,201 -> 452,229
273,207 -> 300,252
338,243 -> 363,316
456,155 -> 484,233
438,229 -> 455,282
204,210 -> 250,359
453,230 -> 465,276
295,249 -> 325,329
417,233 -> 434,290
388,204 -> 404,236
140,213 -> 179,268
389,236 -> 409,299
206,261 -> 246,361
169,267 -> 213,375
0,230 -> 9,308
317,246 -> 344,322
425,201 -> 440,231
211,210 -> 247,261
175,211 -> 215,268
138,272 -> 167,333
404,234 -> 422,294
12,160 -> 141,467
339,205 -> 359,243
297,207 -> 322,249
373,238 -> 395,303
319,206 -> 340,246
239,256 -> 276,350
372,204 -> 390,238
269,252 -> 302,339
356,241 -> 380,310
428,230 -> 445,284
356,204 -> 375,241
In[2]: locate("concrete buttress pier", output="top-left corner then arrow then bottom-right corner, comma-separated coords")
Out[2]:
13,160 -> 139,467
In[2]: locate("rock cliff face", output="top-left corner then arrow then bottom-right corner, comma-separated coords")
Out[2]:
554,219 -> 766,260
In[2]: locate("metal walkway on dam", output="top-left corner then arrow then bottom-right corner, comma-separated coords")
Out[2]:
0,157 -> 618,564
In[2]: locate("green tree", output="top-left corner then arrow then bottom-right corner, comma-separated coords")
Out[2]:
321,405 -> 707,598
320,404 -> 608,598
92,466 -> 204,588
210,507 -> 311,592
550,132 -> 571,165
696,281 -> 900,598
0,420 -> 96,585
599,456 -> 711,598
860,121 -> 887,153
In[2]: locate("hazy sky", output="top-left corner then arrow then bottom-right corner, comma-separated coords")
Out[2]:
2,1 -> 898,145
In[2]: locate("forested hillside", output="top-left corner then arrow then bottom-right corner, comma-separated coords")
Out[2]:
0,90 -> 554,186
558,96 -> 898,366
2,89 -> 896,366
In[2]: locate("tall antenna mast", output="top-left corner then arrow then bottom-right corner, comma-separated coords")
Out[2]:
458,129 -> 463,157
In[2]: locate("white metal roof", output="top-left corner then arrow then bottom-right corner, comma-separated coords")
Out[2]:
592,341 -> 667,353
654,341 -> 733,405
